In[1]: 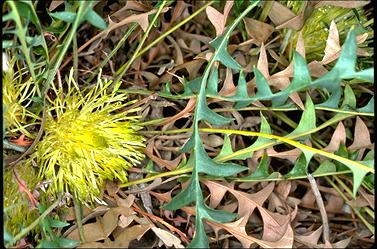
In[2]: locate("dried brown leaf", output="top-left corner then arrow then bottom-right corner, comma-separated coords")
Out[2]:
257,43 -> 270,78
111,224 -> 152,247
268,2 -> 296,26
266,147 -> 301,163
308,61 -> 328,78
203,181 -> 275,227
322,21 -> 341,65
323,121 -> 346,153
295,225 -> 323,247
275,11 -> 305,31
167,35 -> 184,65
325,195 -> 344,213
160,97 -> 196,126
206,6 -> 225,36
67,222 -> 106,242
151,227 -> 184,248
102,206 -> 136,237
49,0 -> 64,11
219,68 -> 237,96
359,188 -> 375,208
348,117 -> 372,151
211,217 -> 294,248
206,181 -> 234,208
205,1 -> 233,36
244,18 -> 274,45
145,140 -> 182,170
77,242 -> 106,248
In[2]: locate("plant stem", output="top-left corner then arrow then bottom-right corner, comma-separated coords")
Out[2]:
113,1 -> 168,91
325,176 -> 375,235
73,195 -> 86,243
86,23 -> 138,84
42,1 -> 94,95
6,195 -> 63,247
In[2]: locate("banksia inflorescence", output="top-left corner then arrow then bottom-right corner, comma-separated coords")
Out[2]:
32,69 -> 145,203
2,53 -> 39,138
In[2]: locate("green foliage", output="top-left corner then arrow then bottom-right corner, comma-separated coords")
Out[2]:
161,1 -> 374,246
37,205 -> 79,248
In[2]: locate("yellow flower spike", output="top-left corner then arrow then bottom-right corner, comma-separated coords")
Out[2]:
33,69 -> 145,204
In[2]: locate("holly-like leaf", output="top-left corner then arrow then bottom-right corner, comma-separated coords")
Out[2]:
287,95 -> 316,138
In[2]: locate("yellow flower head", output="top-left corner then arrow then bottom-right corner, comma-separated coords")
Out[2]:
34,69 -> 145,203
2,53 -> 39,138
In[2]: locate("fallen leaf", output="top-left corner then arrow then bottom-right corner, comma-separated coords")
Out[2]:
219,68 -> 237,96
151,227 -> 184,248
206,181 -> 234,208
321,20 -> 341,65
111,224 -> 152,248
78,242 -> 105,248
348,117 -> 372,151
48,0 -> 64,11
244,18 -> 274,45
67,222 -> 106,242
268,2 -> 296,27
323,121 -> 346,153
160,97 -> 196,126
359,188 -> 375,209
275,11 -> 305,31
266,147 -> 301,163
205,1 -> 233,36
145,140 -> 182,170
325,194 -> 344,213
295,225 -> 323,247
103,206 -> 136,237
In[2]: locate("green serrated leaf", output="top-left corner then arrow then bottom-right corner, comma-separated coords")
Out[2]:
180,136 -> 195,153
210,33 -> 241,71
207,65 -> 219,96
350,160 -> 374,197
197,96 -> 233,125
187,218 -> 209,248
199,202 -> 238,223
234,70 -> 252,108
285,153 -> 308,178
344,68 -> 374,82
334,144 -> 350,171
341,84 -> 356,110
49,11 -> 77,23
162,175 -> 198,210
334,28 -> 357,73
196,141 -> 246,177
272,51 -> 311,106
83,8 -> 107,30
2,40 -> 15,48
316,87 -> 341,109
312,160 -> 337,176
48,218 -> 70,228
357,96 -> 374,113
241,154 -> 270,180
187,76 -> 202,93
55,237 -> 80,248
289,51 -> 312,89
254,67 -> 273,98
214,135 -> 233,160
287,95 -> 316,138
226,113 -> 272,160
